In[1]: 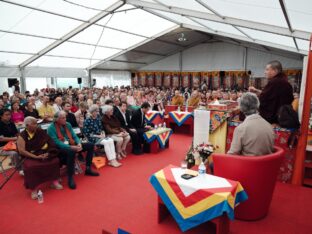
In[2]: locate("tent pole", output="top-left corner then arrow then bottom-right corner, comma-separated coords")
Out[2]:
292,35 -> 312,185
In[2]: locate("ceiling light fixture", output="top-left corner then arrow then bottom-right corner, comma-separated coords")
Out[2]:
177,33 -> 187,42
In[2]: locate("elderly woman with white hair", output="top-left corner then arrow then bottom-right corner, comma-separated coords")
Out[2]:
227,92 -> 275,156
17,116 -> 62,199
102,105 -> 130,159
83,105 -> 121,167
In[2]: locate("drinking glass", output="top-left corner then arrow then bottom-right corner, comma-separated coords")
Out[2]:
181,160 -> 187,174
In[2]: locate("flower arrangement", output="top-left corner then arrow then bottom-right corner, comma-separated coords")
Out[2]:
185,142 -> 216,168
194,142 -> 214,163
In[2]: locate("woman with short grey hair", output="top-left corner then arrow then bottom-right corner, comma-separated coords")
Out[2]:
83,104 -> 121,167
227,92 -> 274,156
102,105 -> 130,159
239,92 -> 260,116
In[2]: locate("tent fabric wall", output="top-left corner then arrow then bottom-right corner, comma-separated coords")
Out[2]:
246,49 -> 304,77
139,42 -> 303,75
139,53 -> 180,71
91,70 -> 131,87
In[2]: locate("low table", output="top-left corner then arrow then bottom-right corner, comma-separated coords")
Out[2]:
167,111 -> 194,135
143,128 -> 172,153
145,111 -> 164,126
150,165 -> 248,232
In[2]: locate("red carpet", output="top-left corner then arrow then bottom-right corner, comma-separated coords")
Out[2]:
1,134 -> 311,234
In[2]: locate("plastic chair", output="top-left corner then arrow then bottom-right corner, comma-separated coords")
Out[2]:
212,146 -> 284,220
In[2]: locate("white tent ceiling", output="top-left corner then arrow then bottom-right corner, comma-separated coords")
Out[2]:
0,0 -> 311,71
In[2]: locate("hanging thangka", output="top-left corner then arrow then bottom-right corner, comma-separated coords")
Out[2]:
224,72 -> 231,90
208,73 -> 213,90
212,71 -> 219,89
242,72 -> 249,90
139,72 -> 147,87
155,72 -> 163,87
172,72 -> 180,88
236,71 -> 244,90
201,72 -> 209,89
131,72 -> 139,87
147,72 -> 154,87
163,72 -> 171,88
191,72 -> 201,88
230,72 -> 237,90
181,72 -> 190,88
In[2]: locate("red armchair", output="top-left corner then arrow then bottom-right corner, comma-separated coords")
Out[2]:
213,146 -> 284,220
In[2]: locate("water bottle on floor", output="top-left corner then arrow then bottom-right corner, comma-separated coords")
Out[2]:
37,190 -> 44,204
198,161 -> 206,178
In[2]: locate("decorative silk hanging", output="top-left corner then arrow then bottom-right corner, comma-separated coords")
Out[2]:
181,72 -> 190,88
191,72 -> 201,88
172,72 -> 180,88
147,72 -> 154,87
139,72 -> 147,87
163,72 -> 171,88
155,72 -> 163,87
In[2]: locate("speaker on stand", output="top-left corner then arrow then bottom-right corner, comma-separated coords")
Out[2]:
77,77 -> 82,89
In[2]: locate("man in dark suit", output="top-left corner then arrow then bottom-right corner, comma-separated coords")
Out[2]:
114,101 -> 142,155
62,102 -> 78,128
130,102 -> 153,152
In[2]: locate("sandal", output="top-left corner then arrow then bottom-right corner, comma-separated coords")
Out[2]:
108,160 -> 122,168
31,190 -> 38,200
121,151 -> 127,158
116,154 -> 122,160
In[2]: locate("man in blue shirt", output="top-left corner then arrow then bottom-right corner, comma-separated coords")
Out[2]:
47,111 -> 99,189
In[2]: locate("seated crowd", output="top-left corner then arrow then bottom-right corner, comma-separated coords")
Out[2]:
0,74 -> 298,198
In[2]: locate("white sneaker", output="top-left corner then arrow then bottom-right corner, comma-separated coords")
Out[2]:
19,170 -> 24,176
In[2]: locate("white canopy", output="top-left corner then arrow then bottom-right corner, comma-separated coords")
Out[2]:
0,0 -> 310,71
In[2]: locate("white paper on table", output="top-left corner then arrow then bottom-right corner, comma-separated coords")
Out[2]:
193,109 -> 210,147
171,168 -> 232,197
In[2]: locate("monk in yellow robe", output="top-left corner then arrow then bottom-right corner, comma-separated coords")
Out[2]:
171,90 -> 184,106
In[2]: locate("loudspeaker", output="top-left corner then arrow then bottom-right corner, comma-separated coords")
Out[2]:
219,71 -> 225,77
248,70 -> 252,75
77,77 -> 82,84
8,78 -> 18,87
131,72 -> 136,78
92,79 -> 96,86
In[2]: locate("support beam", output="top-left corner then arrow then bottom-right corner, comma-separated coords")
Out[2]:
0,29 -> 126,51
143,8 -> 180,25
292,36 -> 312,185
279,0 -> 299,51
126,0 -> 310,40
194,0 -> 224,19
132,50 -> 166,56
19,67 -> 26,93
0,50 -> 102,60
19,1 -> 125,68
183,24 -> 308,55
111,59 -> 147,65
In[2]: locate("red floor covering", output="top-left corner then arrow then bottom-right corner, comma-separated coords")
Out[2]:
0,134 -> 311,234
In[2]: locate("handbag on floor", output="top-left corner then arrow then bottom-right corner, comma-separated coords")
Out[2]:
92,156 -> 106,169
2,141 -> 17,151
